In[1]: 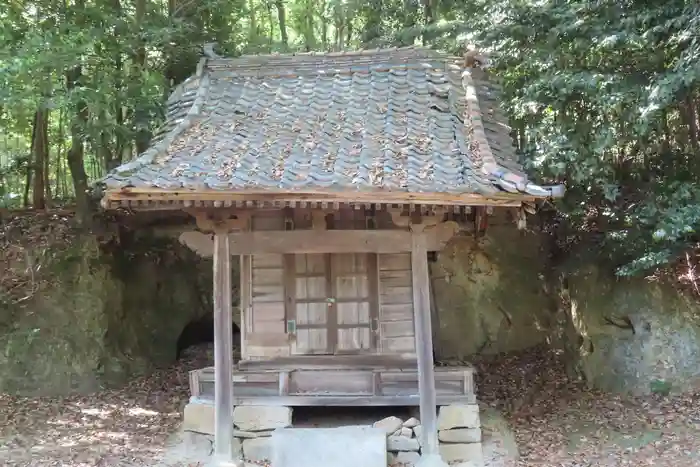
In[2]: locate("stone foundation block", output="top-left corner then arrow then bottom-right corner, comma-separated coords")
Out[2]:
391,451 -> 421,466
438,428 -> 482,443
413,425 -> 423,445
233,405 -> 292,431
183,402 -> 215,435
437,404 -> 480,430
387,435 -> 420,451
374,416 -> 404,435
242,437 -> 273,462
272,427 -> 387,467
439,443 -> 483,464
403,417 -> 420,428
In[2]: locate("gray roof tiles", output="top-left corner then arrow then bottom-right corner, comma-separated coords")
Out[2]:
100,47 -> 562,200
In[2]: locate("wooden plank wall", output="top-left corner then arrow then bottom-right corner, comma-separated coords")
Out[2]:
245,213 -> 289,359
378,253 -> 416,354
242,209 -> 417,361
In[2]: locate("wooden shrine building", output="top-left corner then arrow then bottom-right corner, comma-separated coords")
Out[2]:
98,47 -> 564,466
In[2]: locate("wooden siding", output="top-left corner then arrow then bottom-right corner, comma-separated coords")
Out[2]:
378,253 -> 415,354
242,209 -> 418,361
245,213 -> 289,359
190,365 -> 475,406
289,252 -> 377,355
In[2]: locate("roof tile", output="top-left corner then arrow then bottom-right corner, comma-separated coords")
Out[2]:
100,47 -> 562,200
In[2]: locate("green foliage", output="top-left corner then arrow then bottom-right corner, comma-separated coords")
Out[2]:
471,0 -> 700,276
3,0 -> 700,276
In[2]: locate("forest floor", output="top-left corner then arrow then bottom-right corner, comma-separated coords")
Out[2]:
1,345 -> 699,467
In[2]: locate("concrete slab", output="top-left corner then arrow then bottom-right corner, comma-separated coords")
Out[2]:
271,426 -> 387,467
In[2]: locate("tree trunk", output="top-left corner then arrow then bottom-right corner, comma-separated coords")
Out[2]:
248,0 -> 258,45
275,0 -> 288,48
319,0 -> 328,49
66,67 -> 90,221
685,95 -> 699,151
23,115 -> 36,208
422,0 -> 434,45
132,0 -> 150,157
31,108 -> 49,210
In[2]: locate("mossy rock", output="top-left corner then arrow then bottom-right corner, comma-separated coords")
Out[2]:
431,227 -> 551,359
564,265 -> 700,395
0,231 -> 226,396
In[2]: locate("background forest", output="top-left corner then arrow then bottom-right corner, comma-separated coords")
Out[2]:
2,0 -> 700,276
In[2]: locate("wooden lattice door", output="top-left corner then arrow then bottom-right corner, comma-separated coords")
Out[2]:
287,253 -> 378,355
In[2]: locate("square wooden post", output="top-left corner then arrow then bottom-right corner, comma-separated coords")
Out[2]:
411,226 -> 448,467
213,231 -> 238,466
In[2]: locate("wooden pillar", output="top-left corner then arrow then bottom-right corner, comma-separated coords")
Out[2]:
213,231 -> 237,466
411,225 -> 447,466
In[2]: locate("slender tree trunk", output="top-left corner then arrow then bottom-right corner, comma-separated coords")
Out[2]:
248,0 -> 258,45
30,109 -> 49,209
275,0 -> 288,48
66,67 -> 90,221
319,0 -> 328,49
685,95 -> 699,151
44,121 -> 51,207
56,109 -> 65,199
23,115 -> 36,208
422,0 -> 435,45
131,0 -> 150,157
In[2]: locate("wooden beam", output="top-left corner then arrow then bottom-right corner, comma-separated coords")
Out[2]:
180,227 -> 458,257
212,232 -> 239,466
240,255 -> 252,361
104,187 -> 534,206
411,225 -> 446,465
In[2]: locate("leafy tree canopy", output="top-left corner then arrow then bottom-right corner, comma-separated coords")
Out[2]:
2,0 -> 700,276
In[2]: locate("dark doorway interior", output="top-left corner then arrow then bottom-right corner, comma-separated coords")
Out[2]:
176,313 -> 240,359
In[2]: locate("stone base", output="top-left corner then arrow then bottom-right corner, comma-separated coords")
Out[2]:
382,404 -> 483,467
181,403 -> 484,467
272,427 -> 387,467
182,403 -> 292,464
436,404 -> 483,467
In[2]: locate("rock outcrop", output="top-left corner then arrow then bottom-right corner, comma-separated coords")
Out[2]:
0,214 -> 232,396
563,264 -> 700,395
431,226 -> 551,359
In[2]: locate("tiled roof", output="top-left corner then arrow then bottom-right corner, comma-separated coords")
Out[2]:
99,47 -> 563,201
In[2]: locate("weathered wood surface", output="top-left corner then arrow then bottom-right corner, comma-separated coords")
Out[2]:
241,251 -> 420,359
212,232 -> 236,463
105,187 -> 530,208
238,354 -> 420,370
378,253 -> 416,354
190,365 -> 476,407
411,227 -> 440,457
178,222 -> 458,257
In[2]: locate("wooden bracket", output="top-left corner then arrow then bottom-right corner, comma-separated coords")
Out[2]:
311,209 -> 328,231
390,206 -> 447,230
187,209 -> 251,233
389,208 -> 411,229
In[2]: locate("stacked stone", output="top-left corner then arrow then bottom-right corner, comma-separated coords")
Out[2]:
182,401 -> 292,464
234,406 -> 292,463
437,404 -> 483,466
374,416 -> 422,466
182,401 -> 483,467
374,404 -> 483,467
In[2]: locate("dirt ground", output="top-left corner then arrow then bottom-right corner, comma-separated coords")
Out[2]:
1,345 -> 699,467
